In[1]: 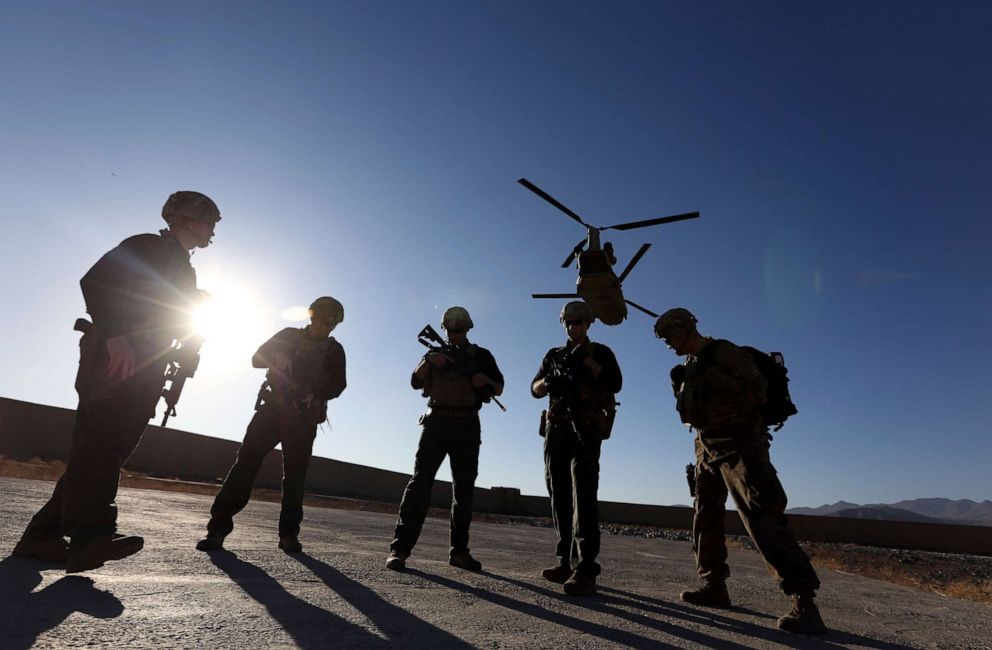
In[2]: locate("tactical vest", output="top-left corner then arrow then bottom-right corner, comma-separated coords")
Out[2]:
676,340 -> 764,433
547,342 -> 618,439
424,345 -> 479,410
261,332 -> 335,424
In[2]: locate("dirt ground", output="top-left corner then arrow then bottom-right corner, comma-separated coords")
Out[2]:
4,455 -> 990,605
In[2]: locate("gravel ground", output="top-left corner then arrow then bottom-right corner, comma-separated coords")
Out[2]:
465,515 -> 992,605
4,457 -> 991,605
4,475 -> 992,650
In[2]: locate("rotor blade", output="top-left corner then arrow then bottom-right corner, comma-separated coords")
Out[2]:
617,243 -> 651,283
518,178 -> 591,228
532,293 -> 580,299
625,299 -> 659,318
561,237 -> 587,268
602,211 -> 700,231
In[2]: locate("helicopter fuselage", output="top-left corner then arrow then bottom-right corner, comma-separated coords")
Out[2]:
576,249 -> 627,325
518,176 -> 699,326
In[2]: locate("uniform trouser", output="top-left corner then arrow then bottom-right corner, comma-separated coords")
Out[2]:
391,414 -> 481,554
545,422 -> 602,577
23,349 -> 164,545
693,437 -> 820,595
207,403 -> 317,539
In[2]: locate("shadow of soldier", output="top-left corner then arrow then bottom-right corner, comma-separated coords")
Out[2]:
0,557 -> 124,650
210,550 -> 458,649
290,553 -> 476,648
405,568 -> 679,648
597,586 -> 919,650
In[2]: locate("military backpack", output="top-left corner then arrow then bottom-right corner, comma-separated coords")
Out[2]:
694,340 -> 799,431
740,346 -> 798,431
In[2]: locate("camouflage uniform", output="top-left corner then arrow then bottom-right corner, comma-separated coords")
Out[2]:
532,339 -> 622,578
206,327 -> 346,540
21,232 -> 202,546
678,338 -> 819,595
391,343 -> 503,556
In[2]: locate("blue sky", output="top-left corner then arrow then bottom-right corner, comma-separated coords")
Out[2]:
1,1 -> 989,509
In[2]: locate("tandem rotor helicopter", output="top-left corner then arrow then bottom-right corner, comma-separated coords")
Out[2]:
518,178 -> 700,325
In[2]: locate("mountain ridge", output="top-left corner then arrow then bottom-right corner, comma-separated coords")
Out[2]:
787,498 -> 992,527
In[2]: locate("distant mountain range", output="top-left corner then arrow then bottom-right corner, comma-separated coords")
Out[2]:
787,498 -> 992,527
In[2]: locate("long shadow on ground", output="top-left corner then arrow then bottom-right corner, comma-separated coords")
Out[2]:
291,553 -> 474,648
0,556 -> 124,650
210,551 -> 472,649
407,567 -> 679,648
598,586 -> 917,650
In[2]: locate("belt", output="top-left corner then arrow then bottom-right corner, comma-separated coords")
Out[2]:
427,407 -> 480,418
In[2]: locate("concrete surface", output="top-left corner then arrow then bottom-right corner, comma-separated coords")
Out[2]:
1,477 -> 989,649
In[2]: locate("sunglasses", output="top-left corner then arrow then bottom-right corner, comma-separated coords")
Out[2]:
563,319 -> 586,327
446,328 -> 466,335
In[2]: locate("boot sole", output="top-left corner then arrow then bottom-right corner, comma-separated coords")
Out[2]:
541,570 -> 572,584
66,538 -> 144,574
777,620 -> 828,635
680,595 -> 732,608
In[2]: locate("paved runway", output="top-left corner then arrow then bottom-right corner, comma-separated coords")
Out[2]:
1,477 -> 989,649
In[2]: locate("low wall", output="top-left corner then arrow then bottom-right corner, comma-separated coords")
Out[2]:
2,397 -> 990,555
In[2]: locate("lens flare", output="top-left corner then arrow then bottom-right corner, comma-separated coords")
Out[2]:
191,281 -> 269,375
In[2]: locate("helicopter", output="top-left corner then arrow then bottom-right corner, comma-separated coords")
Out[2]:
518,177 -> 700,325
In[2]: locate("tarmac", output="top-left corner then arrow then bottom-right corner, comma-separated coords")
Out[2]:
1,476 -> 989,649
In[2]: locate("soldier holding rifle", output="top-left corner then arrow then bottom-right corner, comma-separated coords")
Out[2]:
386,306 -> 503,572
196,296 -> 347,554
531,300 -> 621,596
13,191 -> 220,573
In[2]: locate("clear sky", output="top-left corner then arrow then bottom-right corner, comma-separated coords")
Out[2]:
1,1 -> 989,509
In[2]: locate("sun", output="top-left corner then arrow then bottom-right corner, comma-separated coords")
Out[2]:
191,280 -> 271,374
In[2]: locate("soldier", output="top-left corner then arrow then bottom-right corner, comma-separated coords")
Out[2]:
12,191 -> 220,573
654,307 -> 826,634
386,306 -> 504,572
531,301 -> 621,596
196,297 -> 347,553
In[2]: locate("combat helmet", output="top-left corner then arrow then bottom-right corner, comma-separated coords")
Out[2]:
309,296 -> 344,329
560,300 -> 594,324
162,191 -> 221,226
442,306 -> 473,331
654,307 -> 698,339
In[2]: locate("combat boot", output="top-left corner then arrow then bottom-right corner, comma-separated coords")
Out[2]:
680,582 -> 732,608
449,550 -> 482,572
278,536 -> 303,553
385,548 -> 410,571
12,535 -> 69,564
195,534 -> 225,551
66,533 -> 144,573
562,571 -> 596,596
777,592 -> 827,635
541,563 -> 573,584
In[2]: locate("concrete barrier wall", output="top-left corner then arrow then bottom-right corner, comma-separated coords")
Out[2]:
2,397 -> 990,555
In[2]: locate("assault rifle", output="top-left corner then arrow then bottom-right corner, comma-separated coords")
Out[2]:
417,324 -> 506,411
160,335 -> 204,426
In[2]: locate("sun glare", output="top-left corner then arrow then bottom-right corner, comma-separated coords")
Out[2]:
191,281 -> 271,375
280,306 -> 311,322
